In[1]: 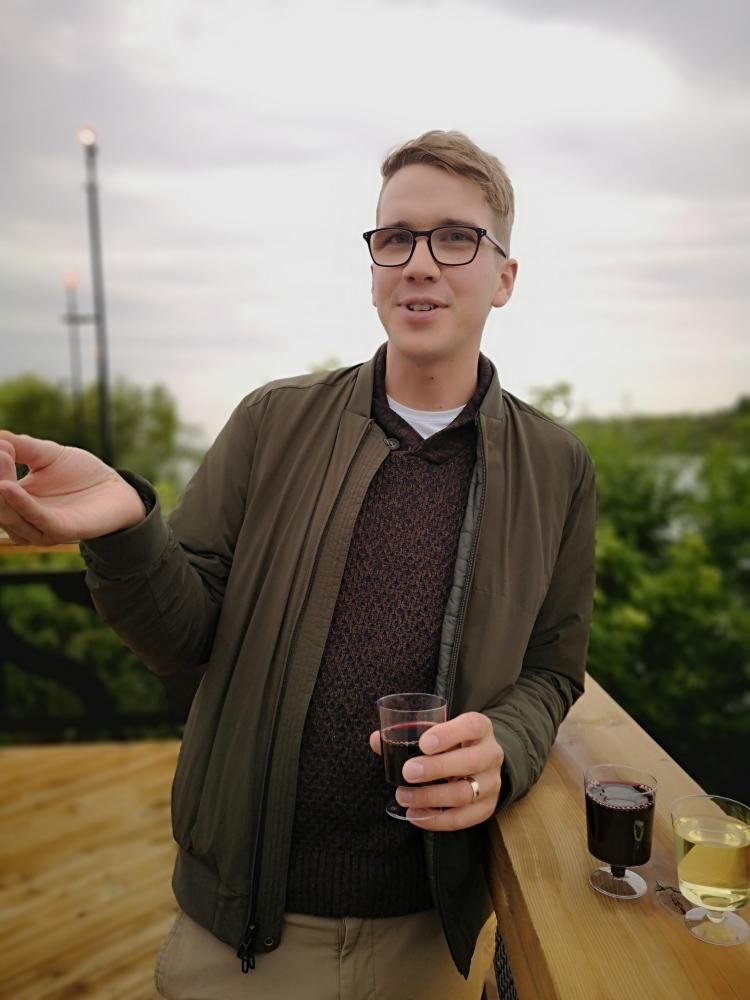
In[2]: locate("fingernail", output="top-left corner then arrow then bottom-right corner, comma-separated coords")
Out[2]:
421,733 -> 439,753
403,761 -> 424,781
397,788 -> 413,804
408,809 -> 437,822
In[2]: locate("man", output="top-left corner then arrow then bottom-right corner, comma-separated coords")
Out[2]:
0,130 -> 596,1000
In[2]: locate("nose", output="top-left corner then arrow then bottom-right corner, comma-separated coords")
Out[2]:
403,234 -> 440,280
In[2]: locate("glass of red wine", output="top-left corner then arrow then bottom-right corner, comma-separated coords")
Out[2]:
584,764 -> 657,899
377,692 -> 447,821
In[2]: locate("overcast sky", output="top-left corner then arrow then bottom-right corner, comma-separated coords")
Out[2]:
2,0 -> 748,444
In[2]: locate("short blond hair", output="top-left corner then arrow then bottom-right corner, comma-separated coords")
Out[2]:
378,130 -> 515,248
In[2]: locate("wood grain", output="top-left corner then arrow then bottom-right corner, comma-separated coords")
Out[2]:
2,681 -> 748,998
0,539 -> 81,556
489,676 -> 750,999
0,741 -> 179,1000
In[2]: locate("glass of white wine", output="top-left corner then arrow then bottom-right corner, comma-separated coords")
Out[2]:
670,794 -> 750,946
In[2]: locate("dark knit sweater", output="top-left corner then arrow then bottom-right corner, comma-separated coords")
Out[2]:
285,345 -> 493,917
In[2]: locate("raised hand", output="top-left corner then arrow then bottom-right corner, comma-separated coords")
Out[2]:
0,431 -> 146,545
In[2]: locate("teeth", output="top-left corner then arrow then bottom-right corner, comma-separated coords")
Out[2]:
407,304 -> 436,311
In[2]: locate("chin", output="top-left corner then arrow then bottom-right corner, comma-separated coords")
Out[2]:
386,327 -> 458,364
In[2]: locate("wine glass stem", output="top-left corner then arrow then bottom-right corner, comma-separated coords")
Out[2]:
705,910 -> 725,924
610,865 -> 626,878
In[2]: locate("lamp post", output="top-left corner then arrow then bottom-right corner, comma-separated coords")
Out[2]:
61,272 -> 93,447
77,125 -> 113,466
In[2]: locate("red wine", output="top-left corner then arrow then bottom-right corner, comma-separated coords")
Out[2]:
586,780 -> 655,871
381,721 -> 436,786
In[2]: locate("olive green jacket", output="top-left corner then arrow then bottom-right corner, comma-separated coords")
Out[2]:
81,347 -> 596,977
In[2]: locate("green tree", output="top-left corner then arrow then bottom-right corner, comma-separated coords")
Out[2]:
0,374 -> 205,495
578,421 -> 750,800
691,442 -> 750,591
586,428 -> 687,558
528,381 -> 574,423
0,374 -> 206,742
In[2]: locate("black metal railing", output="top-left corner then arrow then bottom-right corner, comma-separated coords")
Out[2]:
0,554 -> 190,736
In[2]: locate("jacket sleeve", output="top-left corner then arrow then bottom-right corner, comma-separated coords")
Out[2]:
80,399 -> 258,677
486,445 -> 597,811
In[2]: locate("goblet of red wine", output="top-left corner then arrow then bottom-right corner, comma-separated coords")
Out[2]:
377,692 -> 447,821
584,764 -> 657,899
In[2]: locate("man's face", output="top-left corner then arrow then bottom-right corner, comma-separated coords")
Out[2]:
371,163 -> 517,366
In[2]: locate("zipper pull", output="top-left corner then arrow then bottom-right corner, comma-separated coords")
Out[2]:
237,921 -> 257,973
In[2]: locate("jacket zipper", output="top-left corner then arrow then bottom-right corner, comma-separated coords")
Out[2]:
236,922 -> 257,972
237,418 -> 375,973
429,417 -> 487,923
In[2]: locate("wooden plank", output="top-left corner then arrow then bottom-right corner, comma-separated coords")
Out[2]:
3,685 -> 749,999
0,539 -> 81,556
0,741 -> 180,999
489,676 -> 750,999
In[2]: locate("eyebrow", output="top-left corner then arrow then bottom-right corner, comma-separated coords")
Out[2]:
383,217 -> 478,229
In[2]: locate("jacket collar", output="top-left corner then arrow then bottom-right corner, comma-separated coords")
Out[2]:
348,343 -> 506,423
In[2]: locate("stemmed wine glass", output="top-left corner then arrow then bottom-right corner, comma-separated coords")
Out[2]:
377,692 -> 446,821
584,764 -> 657,899
670,794 -> 750,946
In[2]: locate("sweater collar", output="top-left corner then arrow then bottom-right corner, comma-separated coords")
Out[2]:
369,343 -> 494,463
349,342 -> 505,426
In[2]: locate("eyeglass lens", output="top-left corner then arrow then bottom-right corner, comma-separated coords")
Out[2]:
370,227 -> 479,265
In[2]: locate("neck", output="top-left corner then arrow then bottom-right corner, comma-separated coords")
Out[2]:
384,344 -> 479,410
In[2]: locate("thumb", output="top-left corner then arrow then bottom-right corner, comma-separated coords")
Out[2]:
0,432 -> 64,471
369,730 -> 382,756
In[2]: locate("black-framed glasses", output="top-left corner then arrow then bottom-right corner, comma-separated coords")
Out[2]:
362,225 -> 507,267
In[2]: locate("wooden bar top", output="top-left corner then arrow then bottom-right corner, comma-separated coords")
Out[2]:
0,537 -> 81,555
489,675 -> 750,999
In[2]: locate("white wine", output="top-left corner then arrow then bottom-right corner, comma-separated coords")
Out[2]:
673,814 -> 750,911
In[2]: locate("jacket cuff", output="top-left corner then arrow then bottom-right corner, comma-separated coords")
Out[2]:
79,471 -> 171,579
491,725 -> 527,815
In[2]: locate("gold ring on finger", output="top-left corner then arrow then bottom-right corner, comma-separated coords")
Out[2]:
463,777 -> 480,803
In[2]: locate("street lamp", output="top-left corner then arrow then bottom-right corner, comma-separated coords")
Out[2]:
61,272 -> 90,446
77,125 -> 113,465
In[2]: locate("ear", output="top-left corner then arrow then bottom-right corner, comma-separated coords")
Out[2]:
370,263 -> 377,307
491,258 -> 518,309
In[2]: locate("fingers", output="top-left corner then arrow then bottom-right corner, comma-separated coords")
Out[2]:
396,776 -> 484,810
369,730 -> 382,756
397,770 -> 502,830
0,482 -> 49,544
402,801 -> 492,832
0,431 -> 63,471
0,447 -> 17,482
402,740 -> 503,784
416,711 -> 490,755
0,487 -> 44,544
397,766 -> 500,809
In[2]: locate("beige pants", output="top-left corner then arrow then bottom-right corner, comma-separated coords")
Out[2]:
155,908 -> 496,1000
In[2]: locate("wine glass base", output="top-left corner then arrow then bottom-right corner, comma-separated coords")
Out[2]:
386,800 -> 411,821
589,865 -> 647,899
684,907 -> 750,946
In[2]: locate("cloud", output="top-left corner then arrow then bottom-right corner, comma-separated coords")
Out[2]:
465,0 -> 750,89
1,0 -> 748,439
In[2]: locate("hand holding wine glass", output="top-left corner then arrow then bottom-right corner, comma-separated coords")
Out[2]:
0,430 -> 146,545
371,700 -> 504,829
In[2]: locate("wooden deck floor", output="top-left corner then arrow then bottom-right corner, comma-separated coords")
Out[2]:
0,741 -> 181,1000
0,740 -> 501,1000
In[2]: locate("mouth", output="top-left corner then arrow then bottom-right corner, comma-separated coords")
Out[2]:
399,299 -> 447,317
